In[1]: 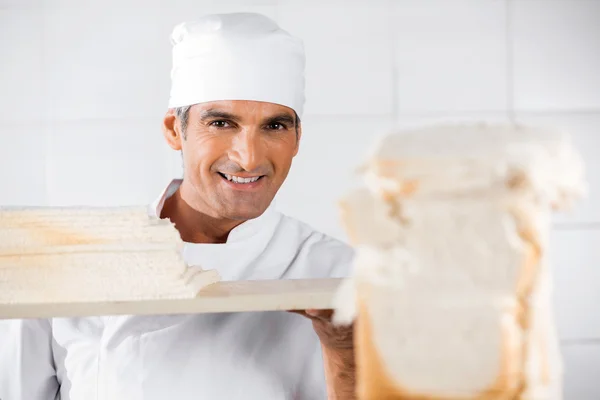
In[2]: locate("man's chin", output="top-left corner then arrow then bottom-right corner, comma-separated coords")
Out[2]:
220,204 -> 270,221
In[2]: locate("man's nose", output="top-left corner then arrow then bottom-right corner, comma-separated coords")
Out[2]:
228,129 -> 265,172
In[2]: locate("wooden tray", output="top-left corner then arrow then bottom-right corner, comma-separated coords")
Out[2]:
0,278 -> 343,320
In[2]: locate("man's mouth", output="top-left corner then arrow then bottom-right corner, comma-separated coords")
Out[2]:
218,173 -> 264,184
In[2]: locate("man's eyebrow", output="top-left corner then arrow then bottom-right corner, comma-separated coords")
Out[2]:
199,109 -> 241,122
263,113 -> 296,126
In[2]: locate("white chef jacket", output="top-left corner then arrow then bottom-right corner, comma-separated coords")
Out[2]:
0,179 -> 354,400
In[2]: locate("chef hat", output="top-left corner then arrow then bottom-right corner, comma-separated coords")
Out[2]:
168,13 -> 306,117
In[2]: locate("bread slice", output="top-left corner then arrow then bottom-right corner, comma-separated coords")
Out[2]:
340,188 -> 536,297
0,206 -> 220,303
356,287 -> 523,399
343,209 -> 532,398
335,123 -> 586,399
0,206 -> 182,252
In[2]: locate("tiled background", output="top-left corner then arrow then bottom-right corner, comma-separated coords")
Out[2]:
1,0 -> 599,397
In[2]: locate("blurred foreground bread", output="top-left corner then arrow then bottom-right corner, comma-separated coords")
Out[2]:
0,207 -> 220,303
334,123 -> 586,399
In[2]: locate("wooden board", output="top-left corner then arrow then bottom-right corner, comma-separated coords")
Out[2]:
0,278 -> 344,320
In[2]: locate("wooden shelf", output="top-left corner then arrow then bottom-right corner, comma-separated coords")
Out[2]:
0,278 -> 344,320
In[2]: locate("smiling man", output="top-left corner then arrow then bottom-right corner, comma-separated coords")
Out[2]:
160,101 -> 302,244
0,12 -> 356,400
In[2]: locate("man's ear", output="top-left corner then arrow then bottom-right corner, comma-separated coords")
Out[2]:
293,123 -> 302,157
163,109 -> 183,151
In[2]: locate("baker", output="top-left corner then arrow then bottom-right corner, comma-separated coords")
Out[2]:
0,13 -> 355,400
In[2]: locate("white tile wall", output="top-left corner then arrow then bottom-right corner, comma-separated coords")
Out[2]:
0,4 -> 45,123
562,343 -> 600,400
1,0 -> 599,396
391,0 -> 508,114
277,0 -> 394,116
0,0 -> 39,9
46,119 -> 170,206
0,122 -> 48,205
395,111 -> 511,129
550,229 -> 600,341
43,0 -> 167,120
511,0 -> 600,111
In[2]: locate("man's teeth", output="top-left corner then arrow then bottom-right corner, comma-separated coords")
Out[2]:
223,174 -> 260,184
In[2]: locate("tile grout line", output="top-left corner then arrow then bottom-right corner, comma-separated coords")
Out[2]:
553,223 -> 600,230
561,338 -> 600,346
514,108 -> 600,116
388,0 -> 399,122
3,107 -> 600,128
506,0 -> 516,125
41,0 -> 52,207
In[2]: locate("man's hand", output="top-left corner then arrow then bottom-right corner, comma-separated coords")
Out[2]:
291,309 -> 356,399
293,309 -> 353,349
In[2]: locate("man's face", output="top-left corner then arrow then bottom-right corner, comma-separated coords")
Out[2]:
163,100 -> 301,221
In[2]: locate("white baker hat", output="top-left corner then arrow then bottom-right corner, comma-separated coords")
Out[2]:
168,12 -> 306,117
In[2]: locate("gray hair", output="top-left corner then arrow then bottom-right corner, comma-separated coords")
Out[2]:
174,105 -> 301,140
175,105 -> 193,139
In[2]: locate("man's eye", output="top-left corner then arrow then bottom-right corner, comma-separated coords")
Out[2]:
267,123 -> 285,130
210,120 -> 229,128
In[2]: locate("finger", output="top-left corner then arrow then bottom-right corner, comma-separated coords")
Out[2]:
305,309 -> 334,321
